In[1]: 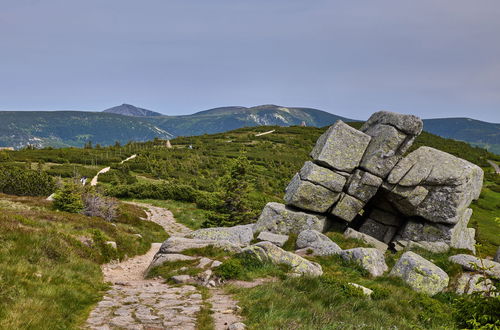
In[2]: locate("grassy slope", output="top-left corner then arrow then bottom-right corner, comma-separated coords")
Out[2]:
0,195 -> 168,329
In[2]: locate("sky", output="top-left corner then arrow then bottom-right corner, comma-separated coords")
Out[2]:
1,0 -> 499,122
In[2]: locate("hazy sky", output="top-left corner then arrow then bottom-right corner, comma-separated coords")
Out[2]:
1,0 -> 499,122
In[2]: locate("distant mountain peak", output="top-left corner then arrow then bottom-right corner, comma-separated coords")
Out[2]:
103,104 -> 162,117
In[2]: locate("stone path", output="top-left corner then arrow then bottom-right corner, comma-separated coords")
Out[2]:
85,202 -> 242,330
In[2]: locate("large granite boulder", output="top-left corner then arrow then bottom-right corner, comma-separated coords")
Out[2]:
359,111 -> 423,178
449,254 -> 500,280
296,230 -> 342,256
385,147 -> 483,224
310,120 -> 371,173
188,225 -> 254,246
284,174 -> 341,213
254,202 -> 328,235
242,242 -> 323,277
340,248 -> 388,277
299,161 -> 347,193
396,208 -> 476,253
390,251 -> 449,295
157,237 -> 242,254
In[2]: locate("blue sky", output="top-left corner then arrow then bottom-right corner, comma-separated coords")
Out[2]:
1,0 -> 499,122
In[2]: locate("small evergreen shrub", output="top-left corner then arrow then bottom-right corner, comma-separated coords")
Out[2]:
53,182 -> 84,213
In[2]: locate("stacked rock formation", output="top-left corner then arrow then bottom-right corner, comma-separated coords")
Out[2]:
255,111 -> 483,253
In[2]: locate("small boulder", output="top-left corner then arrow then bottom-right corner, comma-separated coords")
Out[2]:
188,225 -> 254,246
455,273 -> 497,296
348,283 -> 373,297
343,228 -> 388,252
149,253 -> 197,269
171,275 -> 195,284
257,231 -> 289,247
494,247 -> 500,263
296,230 -> 341,256
341,248 -> 388,277
254,202 -> 328,235
229,322 -> 247,330
105,241 -> 117,249
449,254 -> 500,280
244,242 -> 323,277
390,251 -> 449,295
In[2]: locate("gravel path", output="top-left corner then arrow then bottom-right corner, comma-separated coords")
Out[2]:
85,202 -> 242,329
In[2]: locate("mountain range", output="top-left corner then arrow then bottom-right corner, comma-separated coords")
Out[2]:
0,104 -> 499,153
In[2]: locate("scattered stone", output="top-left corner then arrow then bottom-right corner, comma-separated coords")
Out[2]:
133,233 -> 143,239
46,193 -> 55,201
257,231 -> 289,247
284,174 -> 341,213
341,248 -> 388,277
254,202 -> 328,235
310,120 -> 371,173
296,230 -> 341,256
171,275 -> 195,284
243,242 -> 323,277
157,237 -> 242,255
348,283 -> 373,297
390,251 -> 449,295
346,169 -> 383,202
188,225 -> 254,246
455,273 -> 497,296
197,257 -> 214,269
211,260 -> 223,268
343,228 -> 388,252
330,193 -> 365,222
229,322 -> 247,330
449,254 -> 500,279
105,241 -> 117,249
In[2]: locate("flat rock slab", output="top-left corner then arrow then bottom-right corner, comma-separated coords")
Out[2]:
257,231 -> 289,247
158,236 -> 242,255
254,202 -> 328,235
341,248 -> 388,277
188,225 -> 255,246
390,251 -> 449,295
449,254 -> 500,279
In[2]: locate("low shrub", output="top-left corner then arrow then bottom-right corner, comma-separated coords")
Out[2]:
0,165 -> 55,196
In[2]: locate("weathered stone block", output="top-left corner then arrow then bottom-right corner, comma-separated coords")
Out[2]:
360,111 -> 423,136
360,124 -> 410,178
449,254 -> 500,279
284,174 -> 340,213
299,161 -> 346,192
330,193 -> 365,222
455,273 -> 496,296
296,230 -> 341,256
368,208 -> 402,227
189,225 -> 254,246
310,120 -> 371,173
254,202 -> 328,235
359,218 -> 397,243
390,251 -> 449,295
346,169 -> 382,202
344,228 -> 388,252
256,231 -> 289,247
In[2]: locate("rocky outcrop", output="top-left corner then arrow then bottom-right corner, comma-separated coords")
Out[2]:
390,252 -> 449,295
296,230 -> 341,256
340,248 -> 388,277
188,225 -> 254,246
449,254 -> 500,280
242,242 -> 323,277
253,110 -> 482,254
157,237 -> 242,254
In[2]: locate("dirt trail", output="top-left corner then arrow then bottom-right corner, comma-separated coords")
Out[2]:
85,202 -> 242,329
487,160 -> 500,174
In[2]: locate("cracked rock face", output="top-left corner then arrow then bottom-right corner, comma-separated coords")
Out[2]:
255,111 -> 482,254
